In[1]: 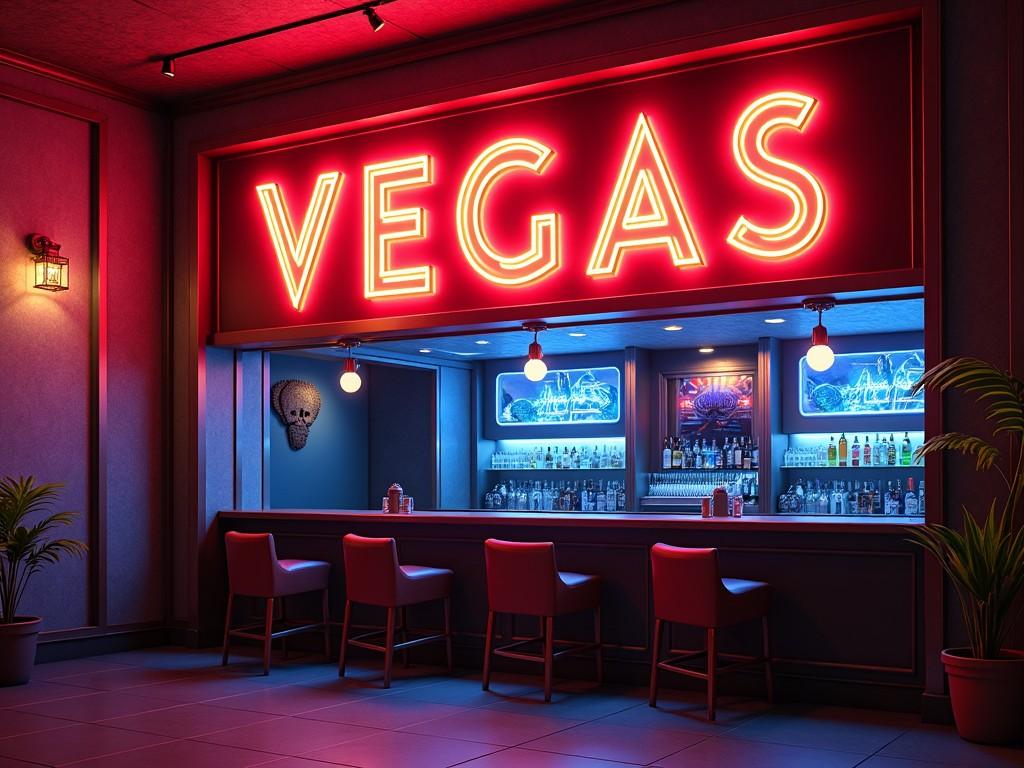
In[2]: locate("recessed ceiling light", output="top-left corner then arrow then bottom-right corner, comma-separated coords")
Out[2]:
699,347 -> 715,354
663,324 -> 683,331
418,348 -> 431,353
475,339 -> 490,345
764,317 -> 786,324
568,332 -> 587,337
449,351 -> 483,356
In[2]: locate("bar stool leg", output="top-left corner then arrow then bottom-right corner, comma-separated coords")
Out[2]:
280,598 -> 289,660
399,606 -> 409,668
383,607 -> 396,688
762,615 -> 774,705
443,597 -> 453,673
322,589 -> 331,660
262,598 -> 275,676
338,600 -> 352,677
482,610 -> 495,691
543,616 -> 554,703
648,617 -> 662,707
594,605 -> 603,685
706,627 -> 717,721
221,593 -> 234,666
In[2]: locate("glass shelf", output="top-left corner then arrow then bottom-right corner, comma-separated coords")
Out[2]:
486,467 -> 625,472
653,467 -> 758,473
781,464 -> 923,470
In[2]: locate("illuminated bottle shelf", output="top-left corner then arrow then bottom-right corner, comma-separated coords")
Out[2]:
486,467 -> 625,472
654,467 -> 757,473
781,464 -> 923,470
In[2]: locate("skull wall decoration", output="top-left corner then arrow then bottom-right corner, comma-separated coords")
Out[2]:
271,379 -> 322,450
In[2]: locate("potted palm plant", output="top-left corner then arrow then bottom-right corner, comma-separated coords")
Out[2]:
909,357 -> 1024,744
0,476 -> 87,686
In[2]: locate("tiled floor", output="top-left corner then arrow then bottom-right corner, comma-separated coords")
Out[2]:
0,647 -> 1020,767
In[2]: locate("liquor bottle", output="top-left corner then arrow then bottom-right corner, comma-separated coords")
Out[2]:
918,480 -> 925,516
847,480 -> 859,511
743,439 -> 752,470
733,438 -> 743,469
831,481 -> 846,515
827,436 -> 837,466
851,436 -> 861,467
887,434 -> 897,465
694,443 -> 704,469
862,435 -> 872,466
904,477 -> 919,516
617,482 -> 627,511
531,481 -> 542,511
901,432 -> 912,466
542,482 -> 554,510
662,438 -> 672,469
612,446 -> 623,469
545,446 -> 554,469
598,446 -> 608,469
580,480 -> 590,512
725,439 -> 734,468
671,438 -> 682,469
883,482 -> 897,515
570,446 -> 579,469
838,433 -> 849,467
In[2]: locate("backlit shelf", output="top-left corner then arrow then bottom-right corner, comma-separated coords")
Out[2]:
781,464 -> 923,470
486,467 -> 625,472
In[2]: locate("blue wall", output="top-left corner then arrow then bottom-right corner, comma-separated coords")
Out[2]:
269,353 -> 369,509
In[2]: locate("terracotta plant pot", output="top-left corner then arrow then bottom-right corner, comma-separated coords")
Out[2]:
0,617 -> 41,686
942,647 -> 1024,745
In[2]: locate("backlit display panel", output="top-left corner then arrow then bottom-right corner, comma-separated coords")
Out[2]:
496,367 -> 621,426
799,349 -> 925,416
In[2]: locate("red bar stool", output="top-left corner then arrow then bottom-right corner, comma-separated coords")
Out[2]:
222,531 -> 331,675
649,544 -> 773,720
482,538 -> 602,702
339,533 -> 453,688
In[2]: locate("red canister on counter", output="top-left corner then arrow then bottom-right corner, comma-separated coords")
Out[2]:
712,486 -> 729,517
387,483 -> 403,515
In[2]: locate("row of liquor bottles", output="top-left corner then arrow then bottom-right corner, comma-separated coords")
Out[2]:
661,436 -> 759,471
778,477 -> 923,516
490,444 -> 625,470
483,480 -> 627,512
783,433 -> 916,468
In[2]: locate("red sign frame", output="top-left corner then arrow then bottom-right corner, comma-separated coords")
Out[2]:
212,14 -> 925,346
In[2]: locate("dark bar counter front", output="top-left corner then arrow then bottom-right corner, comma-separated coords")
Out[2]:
220,508 -> 924,709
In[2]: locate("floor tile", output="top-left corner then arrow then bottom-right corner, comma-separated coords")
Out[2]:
121,673 -> 262,703
878,725 -> 1024,766
594,694 -> 766,736
0,708 -> 76,738
303,729 -> 501,767
484,690 -> 644,721
68,738 -> 277,768
651,735 -> 866,767
457,749 -> 636,767
401,707 -> 582,746
0,758 -> 48,768
857,757 -> 959,768
32,658 -> 133,680
207,682 -> 366,716
197,716 -> 380,756
52,666 -> 198,691
393,674 -> 539,707
298,696 -> 468,729
97,647 -> 231,670
0,722 -> 171,765
721,705 -> 913,753
99,702 -> 279,738
248,759 -> 337,768
13,690 -> 176,723
0,680 -> 95,708
522,721 -> 705,764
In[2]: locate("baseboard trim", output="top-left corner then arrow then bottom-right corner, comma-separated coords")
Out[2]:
35,626 -> 172,663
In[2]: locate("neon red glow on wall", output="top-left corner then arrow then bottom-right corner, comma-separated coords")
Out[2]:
217,24 -> 920,341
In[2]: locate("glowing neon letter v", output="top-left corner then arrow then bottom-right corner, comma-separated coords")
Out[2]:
256,171 -> 343,311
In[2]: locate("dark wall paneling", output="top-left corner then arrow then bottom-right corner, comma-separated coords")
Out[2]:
483,351 -> 626,441
438,365 -> 472,510
268,352 -> 370,510
368,363 -> 437,507
780,331 -> 925,434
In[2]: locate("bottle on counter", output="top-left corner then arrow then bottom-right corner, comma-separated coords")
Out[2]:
838,433 -> 849,466
887,434 -> 897,465
901,432 -> 913,466
904,477 -> 919,516
851,436 -> 861,467
863,435 -> 872,466
827,436 -> 837,466
662,437 -> 672,469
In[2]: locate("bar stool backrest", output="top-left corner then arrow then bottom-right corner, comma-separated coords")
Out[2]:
651,544 -> 721,627
484,538 -> 558,616
343,533 -> 401,606
225,532 -> 279,598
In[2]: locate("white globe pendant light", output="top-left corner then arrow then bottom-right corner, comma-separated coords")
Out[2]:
523,322 -> 549,382
802,299 -> 836,372
337,339 -> 363,393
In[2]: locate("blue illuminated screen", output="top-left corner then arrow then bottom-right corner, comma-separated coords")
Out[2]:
799,349 -> 925,417
496,367 -> 621,426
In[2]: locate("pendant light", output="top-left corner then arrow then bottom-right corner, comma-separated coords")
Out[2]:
803,298 -> 836,372
338,339 -> 363,393
522,322 -> 548,382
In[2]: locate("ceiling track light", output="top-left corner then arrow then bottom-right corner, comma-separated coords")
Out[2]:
158,0 -> 394,78
802,297 -> 837,372
522,322 -> 548,382
337,339 -> 363,393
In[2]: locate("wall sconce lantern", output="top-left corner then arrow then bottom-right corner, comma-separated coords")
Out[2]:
26,234 -> 69,292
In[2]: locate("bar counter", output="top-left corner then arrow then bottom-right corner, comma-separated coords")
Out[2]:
217,507 -> 925,710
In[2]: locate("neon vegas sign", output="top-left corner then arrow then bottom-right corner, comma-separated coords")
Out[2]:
256,91 -> 826,311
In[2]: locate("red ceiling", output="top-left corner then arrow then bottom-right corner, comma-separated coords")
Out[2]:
0,0 -> 612,105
